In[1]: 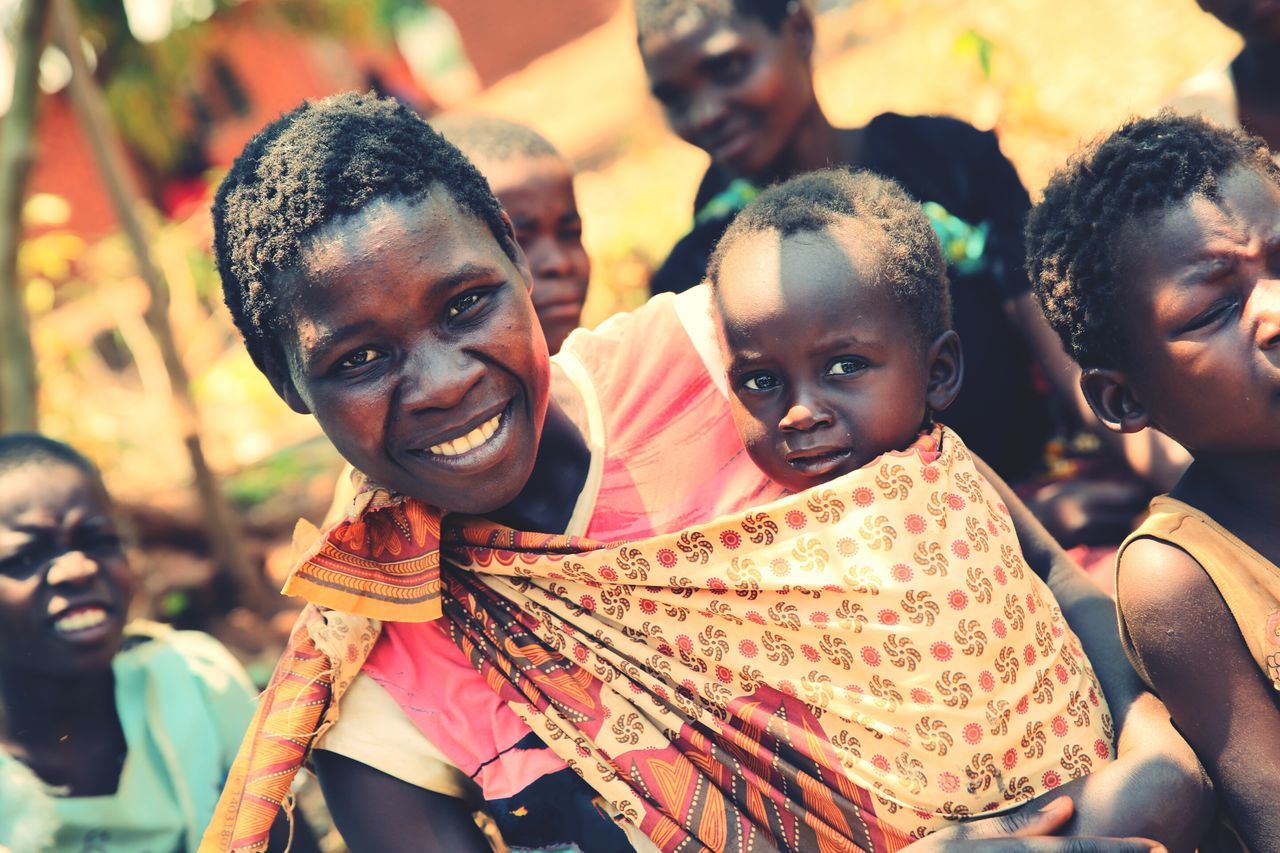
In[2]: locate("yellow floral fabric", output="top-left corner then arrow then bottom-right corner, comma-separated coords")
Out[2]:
439,427 -> 1113,848
207,427 -> 1113,851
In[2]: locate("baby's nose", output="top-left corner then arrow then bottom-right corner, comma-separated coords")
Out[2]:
780,403 -> 829,430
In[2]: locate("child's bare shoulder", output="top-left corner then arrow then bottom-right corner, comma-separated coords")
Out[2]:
1118,536 -> 1247,686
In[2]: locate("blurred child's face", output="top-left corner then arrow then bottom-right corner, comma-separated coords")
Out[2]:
715,223 -> 954,492
482,154 -> 590,354
0,462 -> 133,675
268,188 -> 551,514
1196,0 -> 1280,42
642,11 -> 815,179
1105,164 -> 1280,455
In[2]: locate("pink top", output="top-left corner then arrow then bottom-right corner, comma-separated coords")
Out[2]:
363,286 -> 787,797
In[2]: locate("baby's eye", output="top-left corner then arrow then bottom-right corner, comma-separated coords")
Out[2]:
742,372 -> 780,392
827,357 -> 868,376
336,348 -> 381,371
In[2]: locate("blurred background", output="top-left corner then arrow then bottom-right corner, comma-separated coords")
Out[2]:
0,0 -> 1239,674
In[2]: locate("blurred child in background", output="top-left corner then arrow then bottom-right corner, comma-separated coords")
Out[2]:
434,114 -> 591,354
1171,0 -> 1280,151
0,434 -> 311,852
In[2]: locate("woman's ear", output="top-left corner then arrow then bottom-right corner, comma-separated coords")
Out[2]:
499,210 -> 534,293
783,1 -> 816,60
924,329 -> 964,414
1080,368 -> 1150,433
261,348 -> 312,415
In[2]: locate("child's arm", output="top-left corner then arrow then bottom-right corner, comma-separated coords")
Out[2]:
1119,538 -> 1280,849
970,454 -> 1213,849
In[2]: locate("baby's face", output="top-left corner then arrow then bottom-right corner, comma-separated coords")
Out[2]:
0,462 -> 133,675
715,223 -> 934,492
270,188 -> 551,514
1110,163 -> 1280,455
483,154 -> 590,355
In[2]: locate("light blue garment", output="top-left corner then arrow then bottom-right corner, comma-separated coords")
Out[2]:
0,624 -> 257,852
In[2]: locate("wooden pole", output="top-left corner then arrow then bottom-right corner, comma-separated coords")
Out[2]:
50,0 -> 275,612
0,0 -> 49,433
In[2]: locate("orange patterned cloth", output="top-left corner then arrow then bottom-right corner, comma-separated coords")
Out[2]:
281,484 -> 443,622
205,428 -> 1113,851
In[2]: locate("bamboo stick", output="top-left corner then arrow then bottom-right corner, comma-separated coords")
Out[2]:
51,0 -> 275,611
0,0 -> 49,432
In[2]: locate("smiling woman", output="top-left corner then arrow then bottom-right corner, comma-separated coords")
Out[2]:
269,190 -> 551,516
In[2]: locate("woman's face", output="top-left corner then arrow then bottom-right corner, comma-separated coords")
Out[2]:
641,11 -> 816,179
269,188 -> 551,514
0,462 -> 134,676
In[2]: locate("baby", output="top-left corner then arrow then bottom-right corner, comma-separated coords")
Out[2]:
1025,112 -> 1280,850
709,168 -> 962,488
699,168 -> 1123,841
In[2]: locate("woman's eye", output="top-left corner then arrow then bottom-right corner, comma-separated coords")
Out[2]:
337,348 -> 381,371
742,372 -> 779,392
710,52 -> 751,85
827,357 -> 867,376
448,291 -> 485,319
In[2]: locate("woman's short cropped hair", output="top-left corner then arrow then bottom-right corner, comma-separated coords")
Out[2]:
211,92 -> 513,371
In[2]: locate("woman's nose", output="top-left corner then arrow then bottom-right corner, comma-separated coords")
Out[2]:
686,91 -> 729,138
45,550 -> 100,587
400,344 -> 485,412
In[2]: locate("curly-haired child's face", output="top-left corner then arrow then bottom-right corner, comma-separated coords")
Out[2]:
482,154 -> 590,355
270,189 -> 550,514
714,223 -> 960,492
0,462 -> 133,675
1108,164 -> 1280,454
641,12 -> 814,179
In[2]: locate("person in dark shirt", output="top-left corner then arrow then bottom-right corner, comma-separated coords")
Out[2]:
637,0 -> 1057,482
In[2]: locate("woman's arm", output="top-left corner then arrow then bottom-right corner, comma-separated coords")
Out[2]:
969,454 -> 1213,850
1120,538 -> 1280,849
312,749 -> 491,853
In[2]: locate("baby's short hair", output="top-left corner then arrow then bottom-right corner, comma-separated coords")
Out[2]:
635,0 -> 800,42
431,114 -> 561,164
1026,112 -> 1280,369
708,168 -> 951,343
211,91 -> 513,371
0,434 -> 98,480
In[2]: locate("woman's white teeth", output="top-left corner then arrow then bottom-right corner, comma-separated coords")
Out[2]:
54,607 -> 107,634
429,414 -> 501,457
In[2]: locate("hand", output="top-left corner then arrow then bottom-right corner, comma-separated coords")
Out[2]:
905,797 -> 1167,852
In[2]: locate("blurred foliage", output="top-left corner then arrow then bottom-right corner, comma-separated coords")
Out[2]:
75,0 -> 424,180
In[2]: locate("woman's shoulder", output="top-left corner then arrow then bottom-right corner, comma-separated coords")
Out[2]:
863,111 -> 997,152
